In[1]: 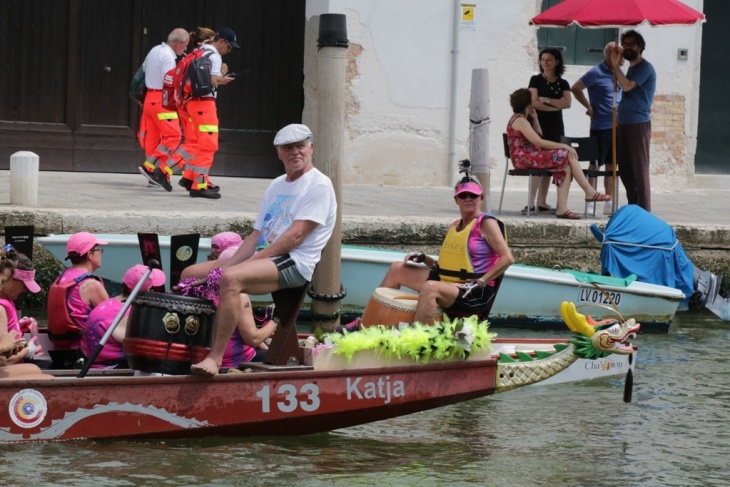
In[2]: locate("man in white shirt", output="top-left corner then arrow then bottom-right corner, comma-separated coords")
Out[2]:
183,124 -> 337,376
138,28 -> 189,189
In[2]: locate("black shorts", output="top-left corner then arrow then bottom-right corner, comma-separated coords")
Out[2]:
590,128 -> 613,167
427,270 -> 497,316
271,254 -> 307,289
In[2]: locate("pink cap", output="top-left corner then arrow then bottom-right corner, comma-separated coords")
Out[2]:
13,268 -> 41,294
218,245 -> 240,260
122,265 -> 166,292
65,232 -> 108,259
454,181 -> 484,196
211,232 -> 242,252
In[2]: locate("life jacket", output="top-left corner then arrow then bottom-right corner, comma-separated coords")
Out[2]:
47,270 -> 103,350
162,48 -> 214,110
80,298 -> 127,368
437,213 -> 500,283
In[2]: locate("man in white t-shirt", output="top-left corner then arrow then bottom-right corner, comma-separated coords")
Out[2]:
183,123 -> 337,376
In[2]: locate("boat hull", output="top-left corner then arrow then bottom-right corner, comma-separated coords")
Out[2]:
0,360 -> 497,443
38,234 -> 683,331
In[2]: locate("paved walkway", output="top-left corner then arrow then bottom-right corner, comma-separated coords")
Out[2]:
0,170 -> 728,236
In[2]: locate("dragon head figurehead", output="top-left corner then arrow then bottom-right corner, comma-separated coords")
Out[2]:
560,301 -> 640,360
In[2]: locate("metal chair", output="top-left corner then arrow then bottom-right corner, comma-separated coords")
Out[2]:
560,135 -> 620,217
498,133 -> 551,216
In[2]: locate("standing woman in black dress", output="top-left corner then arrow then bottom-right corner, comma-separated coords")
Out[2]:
526,47 -> 572,214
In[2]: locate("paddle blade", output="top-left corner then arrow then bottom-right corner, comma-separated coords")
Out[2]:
137,233 -> 165,292
623,353 -> 634,403
4,225 -> 35,260
170,233 -> 200,288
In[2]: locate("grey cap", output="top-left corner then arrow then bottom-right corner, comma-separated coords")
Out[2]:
274,124 -> 313,146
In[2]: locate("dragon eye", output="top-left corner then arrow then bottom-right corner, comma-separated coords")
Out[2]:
607,323 -> 620,334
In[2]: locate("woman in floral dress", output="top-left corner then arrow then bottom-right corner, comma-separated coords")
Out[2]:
506,88 -> 610,220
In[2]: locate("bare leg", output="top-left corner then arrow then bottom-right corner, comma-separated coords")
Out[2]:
379,262 -> 431,292
587,162 -> 598,190
527,175 -> 540,208
413,281 -> 459,325
191,259 -> 279,376
567,155 -> 608,198
537,175 -> 552,208
555,165 -> 573,215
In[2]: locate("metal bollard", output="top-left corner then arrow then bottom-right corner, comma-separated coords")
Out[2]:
10,151 -> 39,206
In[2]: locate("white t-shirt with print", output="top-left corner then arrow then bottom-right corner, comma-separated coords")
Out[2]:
254,168 -> 336,281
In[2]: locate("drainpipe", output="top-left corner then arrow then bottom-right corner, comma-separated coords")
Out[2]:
448,0 -> 460,186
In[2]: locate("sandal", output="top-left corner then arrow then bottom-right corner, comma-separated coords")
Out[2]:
585,192 -> 611,202
520,205 -> 536,215
538,205 -> 556,214
556,210 -> 581,220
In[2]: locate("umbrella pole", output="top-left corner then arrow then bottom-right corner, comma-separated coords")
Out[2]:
612,78 -> 618,213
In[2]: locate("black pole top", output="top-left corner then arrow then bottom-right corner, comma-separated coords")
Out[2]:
318,13 -> 349,48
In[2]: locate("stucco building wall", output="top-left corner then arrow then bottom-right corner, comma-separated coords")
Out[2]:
304,0 -> 704,192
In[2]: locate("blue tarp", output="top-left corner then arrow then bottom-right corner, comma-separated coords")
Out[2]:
590,205 -> 694,298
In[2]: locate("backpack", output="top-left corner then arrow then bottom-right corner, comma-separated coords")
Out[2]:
162,49 -> 214,110
129,64 -> 147,104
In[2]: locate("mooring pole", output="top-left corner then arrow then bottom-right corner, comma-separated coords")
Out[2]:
311,14 -> 348,331
469,68 -> 490,212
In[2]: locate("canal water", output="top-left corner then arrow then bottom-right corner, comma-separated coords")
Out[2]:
1,310 -> 728,486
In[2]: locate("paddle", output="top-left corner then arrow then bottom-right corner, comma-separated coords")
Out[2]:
137,233 -> 165,292
623,352 -> 633,403
4,225 -> 35,260
169,233 -> 200,288
4,225 -> 35,312
77,259 -> 160,378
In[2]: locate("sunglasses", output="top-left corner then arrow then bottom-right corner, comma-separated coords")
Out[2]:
457,192 -> 481,200
90,246 -> 104,254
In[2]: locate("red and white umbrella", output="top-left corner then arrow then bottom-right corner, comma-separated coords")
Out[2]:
529,0 -> 705,208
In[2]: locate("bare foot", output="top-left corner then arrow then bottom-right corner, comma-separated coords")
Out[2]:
190,357 -> 221,377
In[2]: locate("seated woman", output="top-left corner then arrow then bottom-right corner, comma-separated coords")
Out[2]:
81,264 -> 166,369
215,245 -> 269,367
0,250 -> 44,361
507,88 -> 610,219
207,231 -> 243,261
47,232 -> 110,352
379,178 -> 514,325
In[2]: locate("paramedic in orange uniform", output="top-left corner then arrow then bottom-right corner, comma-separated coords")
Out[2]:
183,28 -> 238,199
138,28 -> 189,190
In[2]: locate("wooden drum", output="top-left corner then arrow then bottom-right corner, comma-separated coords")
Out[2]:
123,291 -> 216,375
360,287 -> 442,328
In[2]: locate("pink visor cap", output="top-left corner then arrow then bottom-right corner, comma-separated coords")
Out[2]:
14,268 -> 41,294
454,181 -> 484,196
123,265 -> 166,292
65,232 -> 108,259
218,245 -> 240,260
211,232 -> 242,252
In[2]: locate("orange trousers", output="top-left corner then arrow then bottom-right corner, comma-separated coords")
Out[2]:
140,91 -> 181,172
184,98 -> 218,190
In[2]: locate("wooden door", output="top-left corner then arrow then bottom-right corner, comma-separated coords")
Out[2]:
0,0 -> 305,178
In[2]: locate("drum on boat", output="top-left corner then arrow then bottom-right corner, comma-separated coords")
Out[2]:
123,291 -> 216,375
360,287 -> 442,327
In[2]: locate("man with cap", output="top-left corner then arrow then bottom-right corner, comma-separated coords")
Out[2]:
81,264 -> 166,369
183,123 -> 337,376
47,232 -> 110,352
174,27 -> 239,199
378,178 -> 514,325
138,28 -> 190,188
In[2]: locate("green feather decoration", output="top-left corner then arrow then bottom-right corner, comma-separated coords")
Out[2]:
322,315 -> 496,364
